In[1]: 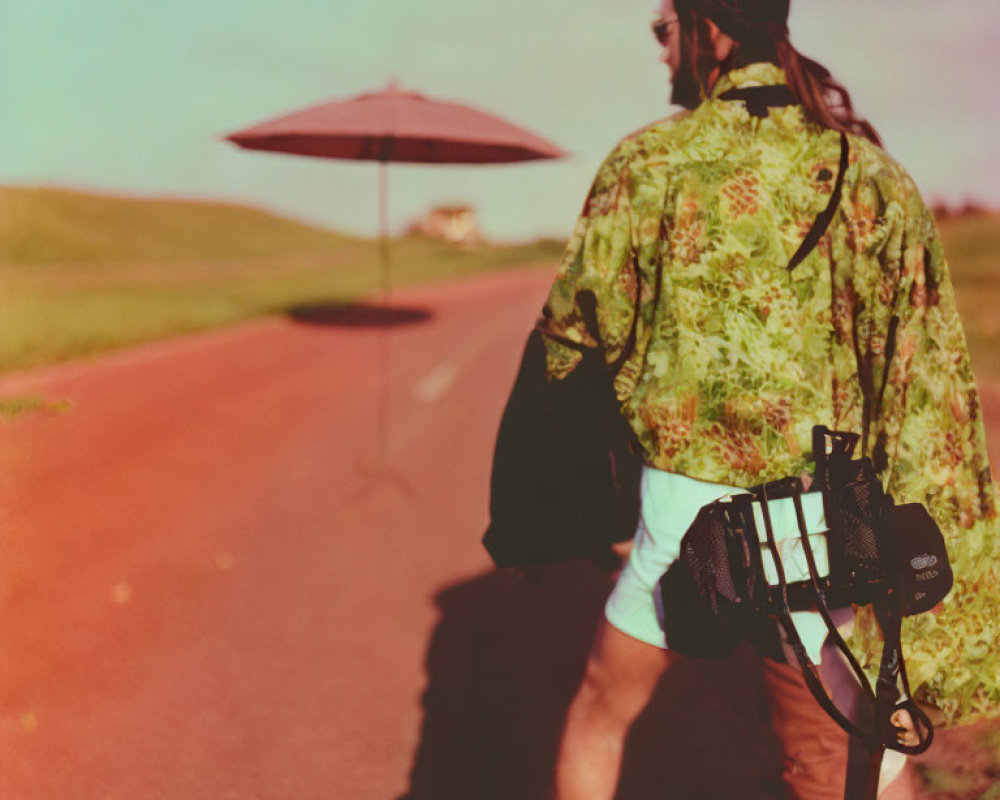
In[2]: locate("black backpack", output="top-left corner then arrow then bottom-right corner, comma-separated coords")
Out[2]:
482,290 -> 644,568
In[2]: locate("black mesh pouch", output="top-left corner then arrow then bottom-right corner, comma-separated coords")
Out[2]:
661,501 -> 777,659
812,428 -> 891,608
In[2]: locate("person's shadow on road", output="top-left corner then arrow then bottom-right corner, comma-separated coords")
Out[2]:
398,560 -> 787,800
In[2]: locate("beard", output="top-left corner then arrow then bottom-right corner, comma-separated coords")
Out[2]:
669,35 -> 704,109
670,56 -> 702,109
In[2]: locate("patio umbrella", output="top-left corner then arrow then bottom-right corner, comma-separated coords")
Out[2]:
224,79 -> 566,466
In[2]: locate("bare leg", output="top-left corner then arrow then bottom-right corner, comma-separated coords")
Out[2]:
878,749 -> 915,798
770,618 -> 914,799
762,656 -> 850,800
552,619 -> 680,800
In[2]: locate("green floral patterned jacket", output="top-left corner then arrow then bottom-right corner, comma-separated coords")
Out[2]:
541,61 -> 999,726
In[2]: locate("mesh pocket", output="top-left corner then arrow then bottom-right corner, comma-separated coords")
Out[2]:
681,506 -> 739,611
830,460 -> 885,580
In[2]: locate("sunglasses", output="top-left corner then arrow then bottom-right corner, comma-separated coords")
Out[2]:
650,16 -> 680,46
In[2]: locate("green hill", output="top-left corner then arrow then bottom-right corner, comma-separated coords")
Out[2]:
0,186 -> 564,375
937,212 -> 1000,381
937,210 -> 1000,283
0,186 -> 358,266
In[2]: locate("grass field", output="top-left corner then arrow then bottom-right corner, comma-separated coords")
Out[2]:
0,185 -> 996,380
937,211 -> 1000,382
0,186 -> 563,374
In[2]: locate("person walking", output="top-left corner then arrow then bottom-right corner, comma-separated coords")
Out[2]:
538,1 -> 1000,797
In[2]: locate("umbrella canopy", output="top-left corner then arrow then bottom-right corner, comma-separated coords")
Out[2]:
225,80 -> 567,164
223,80 -> 565,471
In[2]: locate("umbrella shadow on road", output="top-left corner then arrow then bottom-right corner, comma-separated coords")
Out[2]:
286,302 -> 433,328
399,560 -> 786,800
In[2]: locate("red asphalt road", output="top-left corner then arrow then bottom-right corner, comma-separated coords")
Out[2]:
0,266 -> 998,800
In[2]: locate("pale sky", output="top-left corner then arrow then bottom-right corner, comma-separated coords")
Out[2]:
3,0 -> 998,241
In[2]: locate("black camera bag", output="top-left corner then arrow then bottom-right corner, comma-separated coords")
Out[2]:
661,426 -> 954,796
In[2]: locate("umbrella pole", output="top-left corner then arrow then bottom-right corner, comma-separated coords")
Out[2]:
376,160 -> 391,467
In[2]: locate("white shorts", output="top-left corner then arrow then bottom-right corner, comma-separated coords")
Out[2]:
604,466 -> 847,662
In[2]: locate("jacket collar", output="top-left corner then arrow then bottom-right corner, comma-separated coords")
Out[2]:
710,61 -> 788,100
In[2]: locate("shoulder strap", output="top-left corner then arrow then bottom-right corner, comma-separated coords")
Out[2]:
787,131 -> 849,272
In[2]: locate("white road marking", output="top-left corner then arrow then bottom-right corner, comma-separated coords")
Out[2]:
413,361 -> 458,403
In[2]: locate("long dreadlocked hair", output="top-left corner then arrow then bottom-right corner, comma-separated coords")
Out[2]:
675,0 -> 883,146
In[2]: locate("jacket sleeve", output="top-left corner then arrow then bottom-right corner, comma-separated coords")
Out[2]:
878,198 -> 996,526
539,144 -> 638,381
856,182 -> 1000,724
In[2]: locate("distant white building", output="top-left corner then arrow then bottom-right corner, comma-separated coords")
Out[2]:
407,204 -> 481,246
